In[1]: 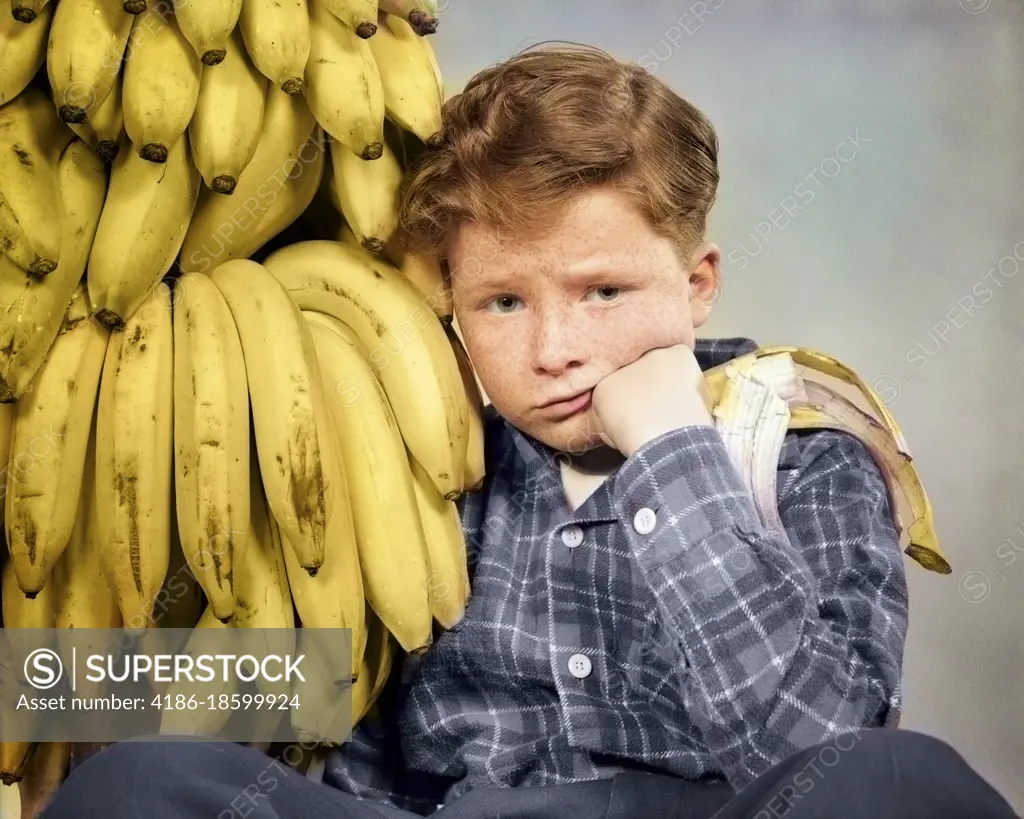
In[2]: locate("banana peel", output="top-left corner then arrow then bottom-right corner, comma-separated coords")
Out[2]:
704,346 -> 950,575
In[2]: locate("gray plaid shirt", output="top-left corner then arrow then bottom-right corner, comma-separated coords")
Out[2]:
324,337 -> 909,815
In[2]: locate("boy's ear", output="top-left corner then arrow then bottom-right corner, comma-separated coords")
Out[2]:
687,242 -> 721,328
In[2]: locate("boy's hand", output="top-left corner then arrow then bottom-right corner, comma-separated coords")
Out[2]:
591,343 -> 713,457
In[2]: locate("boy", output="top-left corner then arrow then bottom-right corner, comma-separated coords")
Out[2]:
46,44 -> 1016,819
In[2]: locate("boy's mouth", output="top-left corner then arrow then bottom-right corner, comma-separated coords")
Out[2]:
538,389 -> 593,419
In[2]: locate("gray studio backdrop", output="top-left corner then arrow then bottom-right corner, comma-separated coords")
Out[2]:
431,0 -> 1024,811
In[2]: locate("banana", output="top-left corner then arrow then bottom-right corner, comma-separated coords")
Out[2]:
0,87 -> 75,276
188,26 -> 268,194
290,626 -> 352,745
261,240 -> 468,499
95,283 -> 174,631
420,23 -> 444,97
409,455 -> 468,629
0,781 -> 19,814
445,324 -> 484,491
5,299 -> 109,597
368,12 -> 442,143
55,414 -> 121,631
46,0 -> 133,124
351,602 -> 398,727
158,605 -> 236,738
122,4 -> 202,163
0,552 -> 54,785
172,272 -> 250,623
0,1 -> 52,105
232,441 -> 295,696
238,0 -> 311,95
177,88 -> 324,274
151,512 -> 205,629
87,131 -> 200,328
208,259 -> 335,574
304,312 -> 429,654
68,75 -> 125,164
173,0 -> 243,65
328,134 -> 399,250
789,382 -> 949,574
11,741 -> 69,819
55,411 -> 121,700
0,138 -> 107,403
10,0 -> 49,24
0,404 -> 13,528
306,0 -> 385,159
321,0 -> 377,37
379,0 -> 438,34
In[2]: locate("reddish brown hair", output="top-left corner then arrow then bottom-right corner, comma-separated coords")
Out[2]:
396,42 -> 721,266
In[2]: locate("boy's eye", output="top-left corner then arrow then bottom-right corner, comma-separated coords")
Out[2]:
588,286 -> 622,302
487,296 -> 521,313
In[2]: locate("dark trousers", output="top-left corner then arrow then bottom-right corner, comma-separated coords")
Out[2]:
41,728 -> 1018,819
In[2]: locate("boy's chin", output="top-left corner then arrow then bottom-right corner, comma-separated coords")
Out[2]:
529,415 -> 606,456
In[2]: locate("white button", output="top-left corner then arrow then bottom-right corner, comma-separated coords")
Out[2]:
567,654 -> 592,679
633,508 -> 657,535
561,525 -> 583,549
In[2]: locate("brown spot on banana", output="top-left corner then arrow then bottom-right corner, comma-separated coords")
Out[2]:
114,472 -> 143,595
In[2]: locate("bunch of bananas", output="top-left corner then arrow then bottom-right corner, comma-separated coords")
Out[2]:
0,0 -> 457,813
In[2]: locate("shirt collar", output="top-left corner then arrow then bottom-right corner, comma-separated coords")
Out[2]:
504,336 -> 759,477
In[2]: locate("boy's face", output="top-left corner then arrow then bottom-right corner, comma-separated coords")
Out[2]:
447,186 -> 720,455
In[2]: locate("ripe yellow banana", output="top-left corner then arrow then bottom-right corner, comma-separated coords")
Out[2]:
0,138 -> 107,403
328,135 -> 399,250
290,626 -> 352,745
55,416 -> 121,631
122,4 -> 202,163
261,240 -> 468,499
305,312 -> 430,654
158,604 -> 236,738
0,86 -> 75,276
388,251 -> 451,319
351,603 -> 399,727
8,741 -> 69,819
238,0 -> 311,95
5,298 -> 109,597
208,259 -> 335,574
321,0 -> 377,37
0,1 -> 52,105
172,272 -> 250,623
46,0 -> 133,123
379,0 -> 438,34
178,88 -> 323,274
0,404 -> 14,527
87,132 -> 200,328
408,455 -> 468,629
420,23 -> 444,97
445,324 -> 485,492
95,283 -> 174,631
367,12 -> 442,144
276,384 -> 365,675
306,0 -> 385,159
68,74 -> 125,164
10,0 -> 49,22
189,26 -> 268,194
174,0 -> 242,65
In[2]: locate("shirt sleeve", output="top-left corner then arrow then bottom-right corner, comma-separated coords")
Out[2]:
611,424 -> 910,791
